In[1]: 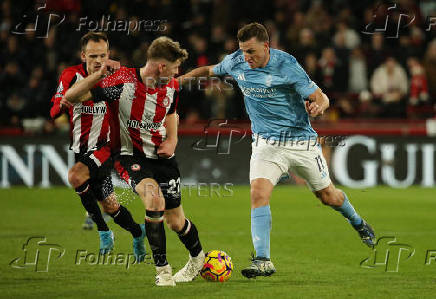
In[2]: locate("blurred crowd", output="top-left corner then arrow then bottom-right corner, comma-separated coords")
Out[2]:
0,0 -> 435,131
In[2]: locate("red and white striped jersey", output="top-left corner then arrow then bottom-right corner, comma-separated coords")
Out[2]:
92,67 -> 179,158
50,63 -> 110,154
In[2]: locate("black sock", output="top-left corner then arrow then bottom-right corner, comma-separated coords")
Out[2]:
76,180 -> 109,231
145,210 -> 167,267
177,219 -> 202,257
110,205 -> 142,238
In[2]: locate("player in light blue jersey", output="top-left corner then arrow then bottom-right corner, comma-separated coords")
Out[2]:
180,23 -> 375,278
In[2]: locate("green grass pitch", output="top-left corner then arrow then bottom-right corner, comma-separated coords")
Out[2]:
1,186 -> 435,298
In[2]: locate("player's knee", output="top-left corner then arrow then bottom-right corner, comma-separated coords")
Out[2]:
250,184 -> 270,207
165,215 -> 184,232
68,165 -> 88,188
100,194 -> 119,214
136,179 -> 165,211
316,187 -> 343,207
149,194 -> 165,211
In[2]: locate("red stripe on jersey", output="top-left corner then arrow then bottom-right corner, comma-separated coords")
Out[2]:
51,63 -> 110,154
98,110 -> 110,148
151,87 -> 168,147
92,145 -> 111,165
79,101 -> 93,152
128,85 -> 146,153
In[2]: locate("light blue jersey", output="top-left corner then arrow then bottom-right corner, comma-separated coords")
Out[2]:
213,48 -> 318,141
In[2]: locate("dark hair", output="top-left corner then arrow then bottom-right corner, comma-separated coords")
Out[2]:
147,36 -> 188,63
80,32 -> 109,51
237,22 -> 269,43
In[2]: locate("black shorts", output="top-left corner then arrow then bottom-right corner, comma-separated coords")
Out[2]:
114,155 -> 181,210
75,145 -> 114,201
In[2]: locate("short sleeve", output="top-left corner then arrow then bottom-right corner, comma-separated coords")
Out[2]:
54,69 -> 77,99
212,54 -> 233,76
49,69 -> 77,119
286,61 -> 318,99
91,67 -> 136,102
91,84 -> 124,103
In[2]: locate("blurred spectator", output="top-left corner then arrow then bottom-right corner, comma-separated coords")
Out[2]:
0,0 -> 435,129
407,57 -> 429,106
0,61 -> 25,101
366,33 -> 388,76
304,53 -> 321,84
305,1 -> 331,49
318,47 -> 347,93
423,40 -> 436,101
292,28 -> 318,63
370,57 -> 408,118
336,95 -> 357,119
349,47 -> 368,93
333,21 -> 360,50
285,11 -> 305,50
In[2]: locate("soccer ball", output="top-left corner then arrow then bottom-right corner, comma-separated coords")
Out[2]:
200,250 -> 233,282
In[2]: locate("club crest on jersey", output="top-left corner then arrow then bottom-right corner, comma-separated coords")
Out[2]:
131,164 -> 141,171
161,96 -> 170,107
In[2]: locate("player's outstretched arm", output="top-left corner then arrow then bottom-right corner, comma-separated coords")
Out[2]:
65,60 -> 119,103
306,88 -> 329,117
65,72 -> 102,103
178,65 -> 216,85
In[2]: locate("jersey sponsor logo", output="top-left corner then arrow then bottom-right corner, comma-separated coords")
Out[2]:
80,106 -> 107,115
126,119 -> 161,130
239,86 -> 278,98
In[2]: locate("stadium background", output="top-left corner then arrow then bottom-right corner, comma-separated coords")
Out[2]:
1,1 -> 436,298
0,0 -> 435,187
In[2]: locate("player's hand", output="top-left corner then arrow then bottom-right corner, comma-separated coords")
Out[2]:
106,59 -> 120,73
157,138 -> 177,158
306,101 -> 324,117
97,59 -> 120,78
60,96 -> 73,109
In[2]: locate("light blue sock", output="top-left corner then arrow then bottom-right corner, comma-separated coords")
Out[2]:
251,205 -> 271,259
332,192 -> 363,226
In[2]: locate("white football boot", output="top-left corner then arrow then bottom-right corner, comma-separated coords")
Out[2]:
155,264 -> 176,286
173,250 -> 205,282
